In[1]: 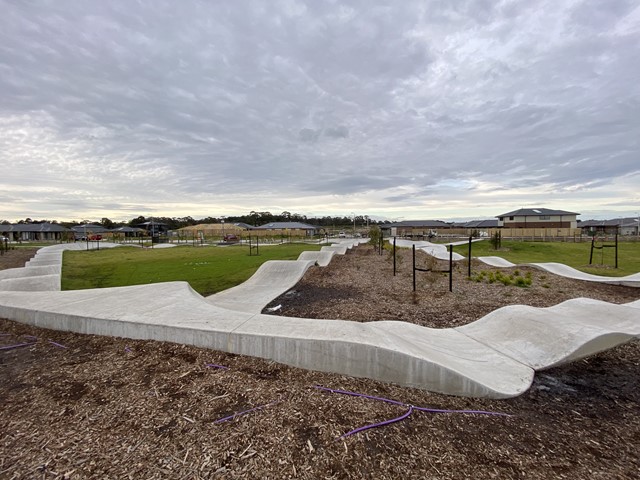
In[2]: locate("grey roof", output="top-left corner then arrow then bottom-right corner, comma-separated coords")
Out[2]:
580,217 -> 639,227
383,220 -> 451,228
111,226 -> 145,233
70,224 -> 110,233
254,222 -> 318,230
497,208 -> 579,218
2,222 -> 68,232
233,222 -> 254,229
463,219 -> 500,228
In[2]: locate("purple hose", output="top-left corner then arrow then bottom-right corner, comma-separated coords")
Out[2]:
315,385 -> 509,417
205,363 -> 229,370
213,399 -> 281,424
316,385 -> 511,438
340,406 -> 414,438
0,342 -> 36,351
48,340 -> 68,349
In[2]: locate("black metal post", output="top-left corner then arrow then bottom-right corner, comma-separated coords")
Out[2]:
589,236 -> 594,264
393,237 -> 397,275
615,233 -> 618,268
449,244 -> 453,293
412,244 -> 416,292
468,236 -> 472,278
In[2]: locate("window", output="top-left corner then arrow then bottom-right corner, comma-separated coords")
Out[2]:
509,216 -> 514,221
539,215 -> 550,220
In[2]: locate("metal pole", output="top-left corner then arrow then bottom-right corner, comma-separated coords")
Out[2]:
589,236 -> 594,264
393,237 -> 397,276
449,244 -> 453,293
615,233 -> 618,269
412,244 -> 416,292
467,236 -> 472,278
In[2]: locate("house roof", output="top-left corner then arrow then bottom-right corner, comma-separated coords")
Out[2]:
254,222 -> 318,230
3,223 -> 68,232
580,217 -> 639,228
497,208 -> 579,218
383,220 -> 451,228
462,219 -> 500,228
70,224 -> 110,233
111,226 -> 145,233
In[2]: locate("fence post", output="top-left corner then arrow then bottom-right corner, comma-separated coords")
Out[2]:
449,244 -> 453,293
412,244 -> 416,292
393,237 -> 397,276
467,236 -> 472,278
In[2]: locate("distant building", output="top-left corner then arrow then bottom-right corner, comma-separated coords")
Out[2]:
380,220 -> 451,238
580,217 -> 640,236
253,222 -> 320,237
1,222 -> 69,242
496,208 -> 579,229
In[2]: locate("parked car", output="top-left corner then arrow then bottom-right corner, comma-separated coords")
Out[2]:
223,234 -> 240,243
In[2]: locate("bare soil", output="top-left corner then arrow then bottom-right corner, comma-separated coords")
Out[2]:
1,244 -> 639,479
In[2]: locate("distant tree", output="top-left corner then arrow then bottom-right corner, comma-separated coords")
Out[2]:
129,216 -> 147,227
101,217 -> 115,229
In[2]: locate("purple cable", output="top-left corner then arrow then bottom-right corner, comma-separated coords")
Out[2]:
48,340 -> 68,349
316,385 -> 511,437
0,342 -> 36,351
315,385 -> 509,417
313,386 -> 406,407
340,406 -> 414,438
124,346 -> 132,353
213,399 -> 281,424
205,363 -> 229,370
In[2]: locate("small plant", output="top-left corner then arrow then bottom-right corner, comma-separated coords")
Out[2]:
514,269 -> 520,277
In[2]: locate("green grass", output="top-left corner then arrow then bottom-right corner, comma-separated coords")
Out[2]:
453,240 -> 640,277
62,243 -> 322,296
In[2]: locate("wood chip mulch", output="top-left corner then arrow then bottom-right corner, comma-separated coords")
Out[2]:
1,244 -> 639,479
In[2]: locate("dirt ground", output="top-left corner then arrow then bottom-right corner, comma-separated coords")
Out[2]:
1,244 -> 639,479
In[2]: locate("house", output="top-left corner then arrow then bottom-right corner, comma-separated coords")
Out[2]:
176,223 -> 251,239
70,224 -> 111,240
496,208 -> 579,229
380,220 -> 451,238
580,217 -> 640,236
1,222 -> 69,242
253,222 -> 320,237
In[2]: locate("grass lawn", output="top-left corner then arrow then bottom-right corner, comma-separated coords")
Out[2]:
62,243 -> 323,296
453,239 -> 640,277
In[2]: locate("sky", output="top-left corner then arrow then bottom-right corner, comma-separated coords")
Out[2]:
1,0 -> 639,223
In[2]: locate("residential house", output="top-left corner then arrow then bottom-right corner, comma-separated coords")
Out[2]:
380,220 -> 451,238
496,208 -> 579,229
1,222 -> 69,242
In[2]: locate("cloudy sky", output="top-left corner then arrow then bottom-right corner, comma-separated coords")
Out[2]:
1,0 -> 639,223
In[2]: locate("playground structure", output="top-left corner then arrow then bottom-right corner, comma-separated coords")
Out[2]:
0,239 -> 638,399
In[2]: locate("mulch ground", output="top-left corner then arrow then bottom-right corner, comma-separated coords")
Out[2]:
1,244 -> 639,479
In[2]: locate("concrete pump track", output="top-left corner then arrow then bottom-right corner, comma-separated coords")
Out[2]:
0,239 -> 638,399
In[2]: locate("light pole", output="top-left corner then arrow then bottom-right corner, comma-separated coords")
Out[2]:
352,212 -> 356,237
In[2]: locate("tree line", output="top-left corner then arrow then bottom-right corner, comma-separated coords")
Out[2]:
2,212 -> 390,231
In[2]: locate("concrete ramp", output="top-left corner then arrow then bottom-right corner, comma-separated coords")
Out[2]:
297,250 -> 335,267
458,298 -> 640,370
0,283 -> 532,398
205,259 -> 317,313
0,274 -> 60,292
0,265 -> 60,280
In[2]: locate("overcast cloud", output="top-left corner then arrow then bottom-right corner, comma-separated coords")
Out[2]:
1,0 -> 639,222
